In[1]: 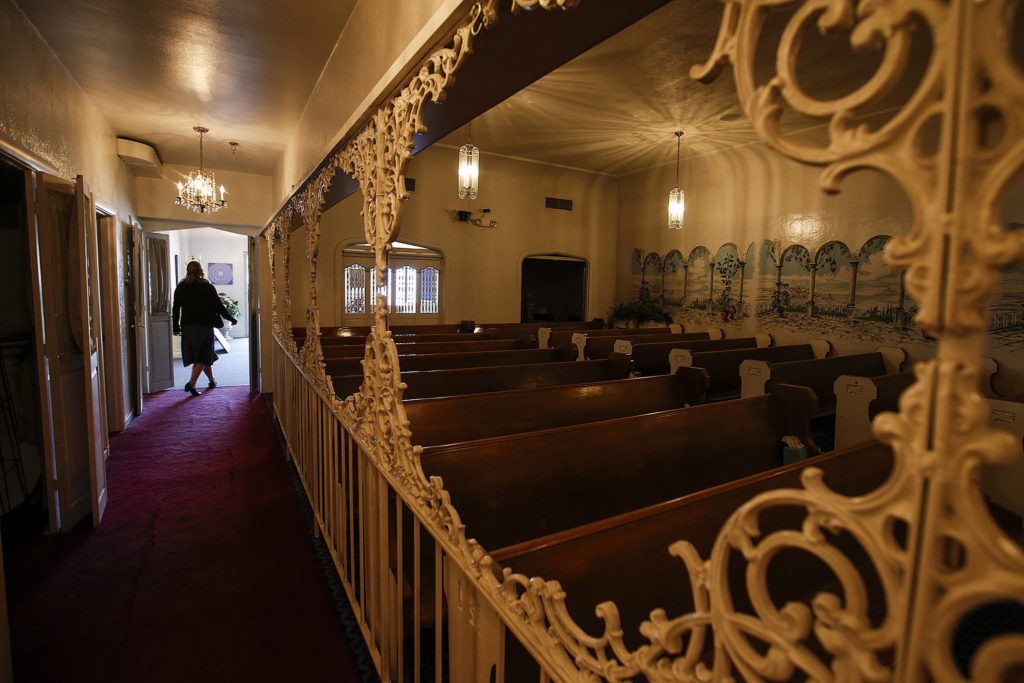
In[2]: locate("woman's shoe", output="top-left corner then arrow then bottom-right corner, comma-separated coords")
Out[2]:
207,380 -> 217,389
184,382 -> 200,397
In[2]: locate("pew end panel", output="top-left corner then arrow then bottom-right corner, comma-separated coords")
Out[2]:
755,333 -> 773,348
876,346 -> 906,374
571,332 -> 587,361
980,356 -> 999,398
538,327 -> 551,349
669,348 -> 694,376
674,366 -> 711,406
768,383 -> 822,455
739,359 -> 771,398
669,323 -> 683,334
834,374 -> 881,451
811,338 -> 833,358
983,395 -> 1024,517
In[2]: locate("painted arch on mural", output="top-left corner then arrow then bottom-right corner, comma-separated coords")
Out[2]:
813,241 -> 853,316
686,246 -> 712,310
662,249 -> 686,307
643,251 -> 663,300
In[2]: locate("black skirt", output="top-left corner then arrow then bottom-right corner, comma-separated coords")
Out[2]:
180,324 -> 217,367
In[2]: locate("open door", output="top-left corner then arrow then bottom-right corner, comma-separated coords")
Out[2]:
25,172 -> 109,529
145,232 -> 174,392
248,235 -> 260,393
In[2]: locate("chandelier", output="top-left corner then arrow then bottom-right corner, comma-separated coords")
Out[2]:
175,126 -> 227,214
668,131 -> 685,230
458,122 -> 479,200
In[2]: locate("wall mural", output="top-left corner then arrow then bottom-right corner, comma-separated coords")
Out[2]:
990,224 -> 1024,353
618,233 -> 1019,348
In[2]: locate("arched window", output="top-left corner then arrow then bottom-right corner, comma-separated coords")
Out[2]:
342,242 -> 443,324
394,265 -> 417,314
344,264 -> 366,314
420,267 -> 439,314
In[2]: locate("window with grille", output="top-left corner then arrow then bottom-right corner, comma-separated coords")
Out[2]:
344,264 -> 366,313
420,267 -> 439,314
342,243 -> 442,321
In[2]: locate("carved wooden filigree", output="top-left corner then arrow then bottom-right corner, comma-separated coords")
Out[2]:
263,0 -> 1024,680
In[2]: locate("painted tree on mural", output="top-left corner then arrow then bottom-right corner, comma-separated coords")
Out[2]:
779,245 -> 812,314
715,244 -> 742,321
642,252 -> 663,301
662,250 -> 686,308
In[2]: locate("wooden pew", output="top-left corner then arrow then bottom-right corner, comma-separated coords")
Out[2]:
324,347 -> 573,377
332,355 -> 632,399
490,440 -> 895,665
834,365 -> 1023,515
548,325 -> 686,357
674,342 -> 828,405
617,335 -> 768,376
833,358 -> 1003,450
404,374 -> 691,447
581,332 -> 712,361
740,348 -> 906,401
322,338 -> 533,359
420,395 -> 795,552
738,350 -> 905,453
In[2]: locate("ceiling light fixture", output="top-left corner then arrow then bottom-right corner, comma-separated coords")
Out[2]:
175,126 -> 227,214
458,122 -> 479,200
668,131 -> 685,230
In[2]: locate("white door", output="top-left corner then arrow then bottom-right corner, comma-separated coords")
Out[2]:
25,172 -> 109,529
145,232 -> 174,392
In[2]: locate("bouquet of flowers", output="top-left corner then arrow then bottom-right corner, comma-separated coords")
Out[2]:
219,293 -> 240,319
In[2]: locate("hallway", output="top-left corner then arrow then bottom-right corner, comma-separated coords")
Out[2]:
6,387 -> 366,682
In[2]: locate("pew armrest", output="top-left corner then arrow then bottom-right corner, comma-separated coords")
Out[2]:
771,383 -> 821,456
675,366 -> 711,406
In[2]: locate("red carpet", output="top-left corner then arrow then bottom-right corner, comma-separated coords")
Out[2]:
7,387 -> 365,682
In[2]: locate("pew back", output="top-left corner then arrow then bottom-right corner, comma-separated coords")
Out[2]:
625,336 -> 763,376
490,441 -> 894,653
332,356 -> 631,399
675,344 -> 819,405
421,395 -> 786,551
322,338 -> 530,358
405,374 -> 689,447
325,347 -> 571,378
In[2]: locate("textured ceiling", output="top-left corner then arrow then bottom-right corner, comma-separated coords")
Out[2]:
438,0 -> 913,177
15,0 -> 358,175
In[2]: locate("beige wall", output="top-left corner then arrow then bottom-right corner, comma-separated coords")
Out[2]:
311,143 -> 619,326
137,164 -> 274,233
273,0 -> 462,207
0,0 -> 136,218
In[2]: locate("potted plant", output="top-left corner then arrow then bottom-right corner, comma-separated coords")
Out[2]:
219,293 -> 240,336
607,294 -> 674,328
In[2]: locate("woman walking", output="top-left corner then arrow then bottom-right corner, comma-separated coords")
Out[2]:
172,261 -> 238,396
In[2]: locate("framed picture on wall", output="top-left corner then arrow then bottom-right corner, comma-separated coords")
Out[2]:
209,262 -> 233,285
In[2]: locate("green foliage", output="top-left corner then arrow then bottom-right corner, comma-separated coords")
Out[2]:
608,295 -> 673,328
219,293 -> 240,319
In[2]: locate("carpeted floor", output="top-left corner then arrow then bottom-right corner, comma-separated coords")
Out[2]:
6,386 -> 365,682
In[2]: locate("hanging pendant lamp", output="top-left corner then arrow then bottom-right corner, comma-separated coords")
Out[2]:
668,131 -> 685,230
458,122 -> 479,200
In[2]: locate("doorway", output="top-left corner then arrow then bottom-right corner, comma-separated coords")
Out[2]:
160,227 -> 251,388
521,255 -> 587,323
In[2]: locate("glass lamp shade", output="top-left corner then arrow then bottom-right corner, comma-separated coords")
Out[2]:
458,143 -> 479,200
668,186 -> 685,230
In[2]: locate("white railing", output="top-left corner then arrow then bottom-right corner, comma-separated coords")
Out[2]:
272,338 -> 518,682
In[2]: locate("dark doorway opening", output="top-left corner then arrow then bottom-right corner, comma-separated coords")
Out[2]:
521,256 -> 587,323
